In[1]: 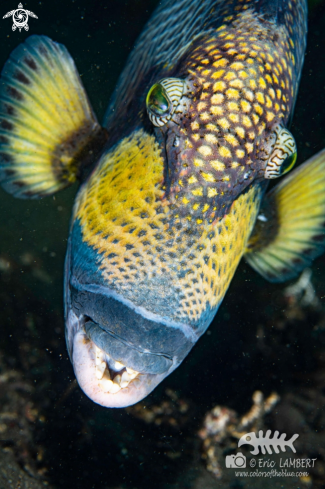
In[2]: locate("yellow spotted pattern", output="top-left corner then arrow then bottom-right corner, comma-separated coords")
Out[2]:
76,0 -> 304,325
167,3 -> 302,223
76,130 -> 261,323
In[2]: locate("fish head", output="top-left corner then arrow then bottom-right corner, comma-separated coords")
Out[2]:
64,128 -> 199,408
65,303 -> 191,409
238,432 -> 256,449
65,34 -> 298,408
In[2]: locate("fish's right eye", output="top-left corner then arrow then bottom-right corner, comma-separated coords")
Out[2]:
146,77 -> 187,127
265,126 -> 297,179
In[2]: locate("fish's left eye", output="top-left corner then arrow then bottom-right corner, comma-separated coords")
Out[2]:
146,84 -> 171,118
265,126 -> 297,179
146,78 -> 187,127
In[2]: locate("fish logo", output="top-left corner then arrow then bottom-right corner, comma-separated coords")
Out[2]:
3,3 -> 38,32
238,430 -> 299,456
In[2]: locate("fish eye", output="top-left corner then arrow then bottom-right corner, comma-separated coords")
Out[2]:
146,77 -> 187,127
146,84 -> 171,118
264,126 -> 297,179
280,152 -> 297,176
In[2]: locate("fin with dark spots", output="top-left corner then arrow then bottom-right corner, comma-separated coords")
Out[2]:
245,149 -> 325,282
0,35 -> 108,199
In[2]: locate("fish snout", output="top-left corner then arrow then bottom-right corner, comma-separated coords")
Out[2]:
84,319 -> 173,375
71,329 -> 171,408
65,282 -> 196,407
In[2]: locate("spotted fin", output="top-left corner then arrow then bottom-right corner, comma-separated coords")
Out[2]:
245,149 -> 325,282
0,35 -> 107,199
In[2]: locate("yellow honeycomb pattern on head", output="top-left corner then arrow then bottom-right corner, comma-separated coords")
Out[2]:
169,7 -> 298,224
175,185 -> 261,322
76,130 -> 166,282
75,129 -> 262,324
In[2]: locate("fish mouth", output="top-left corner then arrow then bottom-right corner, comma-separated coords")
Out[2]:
68,313 -> 177,408
64,268 -> 198,408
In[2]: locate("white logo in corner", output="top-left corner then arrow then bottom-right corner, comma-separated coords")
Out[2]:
3,3 -> 38,32
225,452 -> 246,468
238,429 -> 299,455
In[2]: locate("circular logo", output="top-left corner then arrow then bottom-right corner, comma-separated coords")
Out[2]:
235,455 -> 246,468
13,9 -> 28,28
3,4 -> 38,33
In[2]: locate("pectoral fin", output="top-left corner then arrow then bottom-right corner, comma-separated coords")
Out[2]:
0,35 -> 108,199
245,149 -> 325,282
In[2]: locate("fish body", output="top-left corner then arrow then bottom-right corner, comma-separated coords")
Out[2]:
238,430 -> 299,455
74,0 -> 306,330
1,0 -> 324,408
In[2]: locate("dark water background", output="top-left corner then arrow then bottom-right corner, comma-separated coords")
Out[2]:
1,1 -> 325,488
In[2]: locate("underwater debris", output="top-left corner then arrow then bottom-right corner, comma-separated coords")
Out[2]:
0,256 -> 11,273
0,449 -> 51,489
198,391 -> 279,479
284,268 -> 319,308
0,351 -> 48,481
126,388 -> 191,428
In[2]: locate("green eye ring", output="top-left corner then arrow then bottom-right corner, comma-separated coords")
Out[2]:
146,83 -> 171,118
280,152 -> 297,176
146,78 -> 187,127
265,126 -> 297,179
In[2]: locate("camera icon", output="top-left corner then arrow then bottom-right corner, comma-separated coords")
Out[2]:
225,452 -> 246,468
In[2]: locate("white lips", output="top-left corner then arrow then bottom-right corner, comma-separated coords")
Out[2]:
72,331 -> 169,408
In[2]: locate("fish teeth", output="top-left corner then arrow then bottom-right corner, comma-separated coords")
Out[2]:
106,355 -> 125,372
94,345 -> 140,392
126,367 -> 138,379
113,361 -> 124,371
100,371 -> 113,392
114,374 -> 122,385
120,371 -> 131,388
110,382 -> 121,394
99,370 -> 121,394
95,345 -> 106,380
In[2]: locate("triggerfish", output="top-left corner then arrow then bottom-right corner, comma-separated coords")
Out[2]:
0,0 -> 324,408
